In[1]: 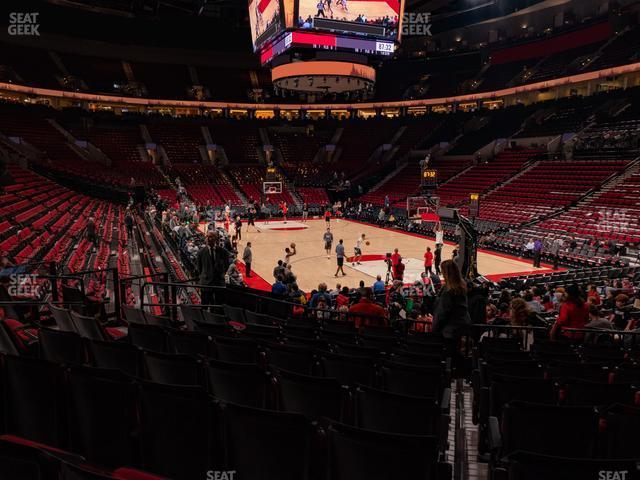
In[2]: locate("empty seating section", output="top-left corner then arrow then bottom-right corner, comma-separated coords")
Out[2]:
472,335 -> 640,479
67,123 -> 166,187
131,61 -> 191,99
297,187 -> 330,205
271,130 -> 326,166
168,164 -> 240,205
479,58 -> 541,92
271,129 -> 336,188
0,105 -> 84,167
515,104 -> 595,138
476,160 -> 629,225
209,122 -> 260,163
537,166 -> 640,243
589,27 -> 640,71
196,65 -> 252,101
228,166 -> 294,204
436,149 -> 541,205
360,162 -> 420,206
337,121 -> 391,175
0,42 -> 61,88
147,122 -> 204,163
1,166 -> 128,279
446,106 -> 531,155
574,99 -> 640,159
59,52 -> 128,93
0,297 -> 454,479
525,43 -> 604,83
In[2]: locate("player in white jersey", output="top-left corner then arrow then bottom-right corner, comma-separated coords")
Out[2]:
352,233 -> 365,266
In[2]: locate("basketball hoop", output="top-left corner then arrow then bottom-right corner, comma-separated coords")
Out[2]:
263,181 -> 282,195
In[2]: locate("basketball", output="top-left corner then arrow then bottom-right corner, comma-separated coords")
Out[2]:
290,242 -> 296,248
365,241 -> 370,246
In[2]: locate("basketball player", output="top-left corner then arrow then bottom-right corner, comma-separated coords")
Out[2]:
324,209 -> 332,226
335,239 -> 346,277
302,203 -> 309,222
284,243 -> 297,263
234,216 -> 242,241
323,228 -> 333,259
246,204 -> 261,233
352,233 -> 365,266
281,202 -> 288,223
435,222 -> 444,249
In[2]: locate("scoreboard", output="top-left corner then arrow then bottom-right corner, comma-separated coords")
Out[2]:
421,168 -> 437,189
251,0 -> 404,64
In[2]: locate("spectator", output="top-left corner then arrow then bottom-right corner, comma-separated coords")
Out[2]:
532,238 -> 542,268
243,242 -> 252,278
225,263 -> 244,287
348,287 -> 388,329
197,231 -> 229,307
309,283 -> 331,308
288,283 -> 307,306
357,280 -> 367,298
390,248 -> 400,272
86,217 -> 97,245
551,284 -> 588,341
124,209 -> 134,238
273,260 -> 285,280
432,260 -> 471,339
524,291 -> 544,313
611,293 -> 632,329
434,245 -> 442,275
394,256 -> 405,282
336,286 -> 351,309
467,282 -> 488,326
485,304 -> 498,324
372,275 -> 386,295
587,284 -> 601,305
271,276 -> 287,296
424,247 -> 433,275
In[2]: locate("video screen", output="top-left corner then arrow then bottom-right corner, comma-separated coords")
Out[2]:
296,0 -> 401,39
249,0 -> 285,51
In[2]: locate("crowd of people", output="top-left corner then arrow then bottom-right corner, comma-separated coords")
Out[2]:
134,186 -> 640,352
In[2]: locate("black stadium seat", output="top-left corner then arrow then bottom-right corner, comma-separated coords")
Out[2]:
166,328 -> 212,356
38,328 -> 85,365
128,323 -> 167,353
88,339 -> 143,377
143,351 -> 204,387
494,401 -> 599,458
502,450 -> 640,480
275,368 -> 344,420
326,420 -> 445,480
379,361 -> 445,399
205,358 -> 270,408
221,402 -> 313,480
66,366 -> 138,467
1,355 -> 66,447
319,352 -> 377,387
265,342 -> 318,375
139,382 -> 218,480
355,385 -> 445,437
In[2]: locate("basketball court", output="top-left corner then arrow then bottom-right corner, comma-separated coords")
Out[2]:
200,218 -> 557,292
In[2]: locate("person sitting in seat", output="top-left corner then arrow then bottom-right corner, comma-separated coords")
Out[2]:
348,287 -> 388,329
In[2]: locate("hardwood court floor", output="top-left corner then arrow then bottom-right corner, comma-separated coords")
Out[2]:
201,219 -> 555,292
